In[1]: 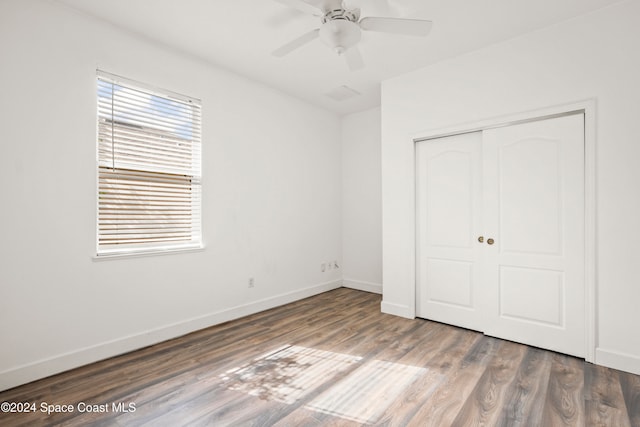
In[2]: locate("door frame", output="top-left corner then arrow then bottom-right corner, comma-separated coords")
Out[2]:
410,99 -> 597,362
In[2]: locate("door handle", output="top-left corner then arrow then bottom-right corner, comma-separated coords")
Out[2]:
478,236 -> 484,243
487,238 -> 495,245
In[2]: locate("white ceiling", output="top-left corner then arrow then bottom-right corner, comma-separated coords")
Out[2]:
55,0 -> 621,115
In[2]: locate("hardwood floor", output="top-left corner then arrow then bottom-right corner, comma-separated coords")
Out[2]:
0,288 -> 638,426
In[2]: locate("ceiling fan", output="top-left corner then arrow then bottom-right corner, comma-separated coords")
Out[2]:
272,0 -> 433,71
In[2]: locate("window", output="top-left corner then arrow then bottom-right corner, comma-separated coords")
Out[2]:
96,71 -> 202,256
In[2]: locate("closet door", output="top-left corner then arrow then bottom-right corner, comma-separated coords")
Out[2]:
482,114 -> 585,357
416,132 -> 484,331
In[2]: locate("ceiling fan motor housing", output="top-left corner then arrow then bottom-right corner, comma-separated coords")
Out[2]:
319,9 -> 361,54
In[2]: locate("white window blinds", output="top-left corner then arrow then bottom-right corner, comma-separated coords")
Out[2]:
96,72 -> 202,256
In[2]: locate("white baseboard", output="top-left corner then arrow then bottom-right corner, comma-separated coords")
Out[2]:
380,300 -> 414,319
0,280 -> 342,392
342,278 -> 382,294
595,347 -> 640,376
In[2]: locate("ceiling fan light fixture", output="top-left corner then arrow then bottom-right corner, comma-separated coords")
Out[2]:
319,19 -> 361,54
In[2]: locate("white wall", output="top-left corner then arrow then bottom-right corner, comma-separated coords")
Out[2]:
381,0 -> 640,374
0,0 -> 342,390
341,107 -> 382,293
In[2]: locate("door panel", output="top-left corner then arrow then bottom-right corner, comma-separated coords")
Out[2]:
425,258 -> 473,308
498,266 -> 564,327
499,138 -> 563,255
416,132 -> 483,331
483,114 -> 585,357
424,150 -> 474,248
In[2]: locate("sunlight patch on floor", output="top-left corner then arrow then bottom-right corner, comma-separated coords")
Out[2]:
219,345 -> 362,404
305,359 -> 427,424
219,344 -> 427,424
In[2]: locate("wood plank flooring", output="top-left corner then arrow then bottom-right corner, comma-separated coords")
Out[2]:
0,288 -> 638,426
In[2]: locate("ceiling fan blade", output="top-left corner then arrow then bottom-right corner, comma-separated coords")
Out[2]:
359,17 -> 433,36
272,0 -> 323,16
272,29 -> 320,57
344,47 -> 364,71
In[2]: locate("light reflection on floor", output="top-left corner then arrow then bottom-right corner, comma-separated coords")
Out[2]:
219,345 -> 362,404
219,345 -> 427,424
305,359 -> 426,424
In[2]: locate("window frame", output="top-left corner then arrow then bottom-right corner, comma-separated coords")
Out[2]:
94,71 -> 203,259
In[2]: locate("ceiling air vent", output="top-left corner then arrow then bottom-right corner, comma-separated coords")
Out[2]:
325,85 -> 361,102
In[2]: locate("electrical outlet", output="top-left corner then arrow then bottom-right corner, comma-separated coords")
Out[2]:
327,261 -> 332,270
321,263 -> 326,272
248,277 -> 255,288
334,261 -> 339,269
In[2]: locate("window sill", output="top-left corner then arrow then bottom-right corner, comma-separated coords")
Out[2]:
93,245 -> 205,261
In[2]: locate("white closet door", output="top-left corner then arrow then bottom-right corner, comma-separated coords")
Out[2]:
482,114 -> 585,357
416,114 -> 586,357
416,132 -> 484,331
